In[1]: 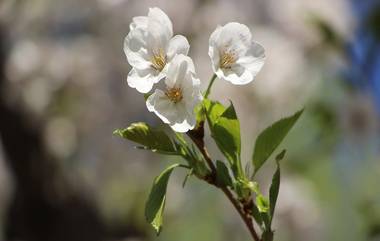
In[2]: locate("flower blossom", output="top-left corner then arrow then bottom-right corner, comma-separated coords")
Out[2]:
146,54 -> 202,132
124,7 -> 190,93
209,22 -> 265,85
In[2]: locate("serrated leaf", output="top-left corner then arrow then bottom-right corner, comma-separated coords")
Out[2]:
114,122 -> 176,154
211,102 -> 243,178
252,109 -> 303,174
145,164 -> 179,235
216,160 -> 233,187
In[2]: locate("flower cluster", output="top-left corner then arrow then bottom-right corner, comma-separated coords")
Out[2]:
119,8 -> 304,241
124,7 -> 266,132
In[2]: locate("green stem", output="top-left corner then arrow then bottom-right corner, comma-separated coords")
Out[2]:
204,74 -> 217,99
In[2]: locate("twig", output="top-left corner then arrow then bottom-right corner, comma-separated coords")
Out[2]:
187,128 -> 261,241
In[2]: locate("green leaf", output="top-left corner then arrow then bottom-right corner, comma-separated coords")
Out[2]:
261,212 -> 271,231
173,133 -> 210,178
114,122 -> 176,154
182,168 -> 193,188
256,194 -> 269,213
269,163 -> 280,224
204,100 -> 242,177
252,109 -> 303,174
145,164 -> 180,235
216,160 -> 233,187
275,149 -> 286,162
235,179 -> 257,200
262,230 -> 274,241
251,203 -> 264,228
194,102 -> 206,126
204,99 -> 226,129
211,102 -> 242,178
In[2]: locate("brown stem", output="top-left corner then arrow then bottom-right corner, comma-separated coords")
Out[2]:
220,187 -> 260,241
187,122 -> 216,175
187,128 -> 260,241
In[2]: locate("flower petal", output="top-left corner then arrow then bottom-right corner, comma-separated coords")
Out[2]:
148,7 -> 173,38
146,54 -> 201,133
209,25 -> 222,73
165,54 -> 195,88
208,22 -> 265,85
146,90 -> 177,124
168,102 -> 196,132
146,8 -> 173,50
216,22 -> 251,56
217,66 -> 254,85
166,35 -> 190,60
127,68 -> 157,93
130,16 -> 148,30
170,118 -> 195,133
237,41 -> 265,79
146,20 -> 171,53
124,28 -> 151,70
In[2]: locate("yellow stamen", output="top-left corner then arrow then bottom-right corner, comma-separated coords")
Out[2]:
165,87 -> 183,103
151,49 -> 166,71
219,51 -> 236,69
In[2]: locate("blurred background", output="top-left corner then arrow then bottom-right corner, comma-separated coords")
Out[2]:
0,0 -> 379,241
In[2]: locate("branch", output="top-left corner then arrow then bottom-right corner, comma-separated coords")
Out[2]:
187,127 -> 260,241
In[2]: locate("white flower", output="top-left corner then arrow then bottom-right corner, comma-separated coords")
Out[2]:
124,7 -> 190,93
208,22 -> 266,85
146,54 -> 202,132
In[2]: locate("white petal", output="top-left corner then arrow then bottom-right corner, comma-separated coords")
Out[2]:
218,67 -> 253,85
208,22 -> 252,74
146,52 -> 200,132
216,22 -> 252,55
169,102 -> 196,132
209,25 -> 222,47
209,22 -> 265,85
184,93 -> 202,113
124,28 -> 151,70
237,41 -> 265,79
146,86 -> 198,133
182,74 -> 201,103
209,45 -> 220,74
145,8 -> 173,51
166,35 -> 190,60
148,8 -> 173,38
127,68 -> 157,93
146,90 -> 177,124
208,25 -> 222,73
165,54 -> 195,87
146,20 -> 171,52
170,118 -> 195,133
130,16 -> 148,30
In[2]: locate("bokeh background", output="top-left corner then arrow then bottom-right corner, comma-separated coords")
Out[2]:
0,0 -> 379,241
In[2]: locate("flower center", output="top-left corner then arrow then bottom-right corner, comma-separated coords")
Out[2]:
151,49 -> 166,71
165,87 -> 183,103
219,51 -> 236,69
